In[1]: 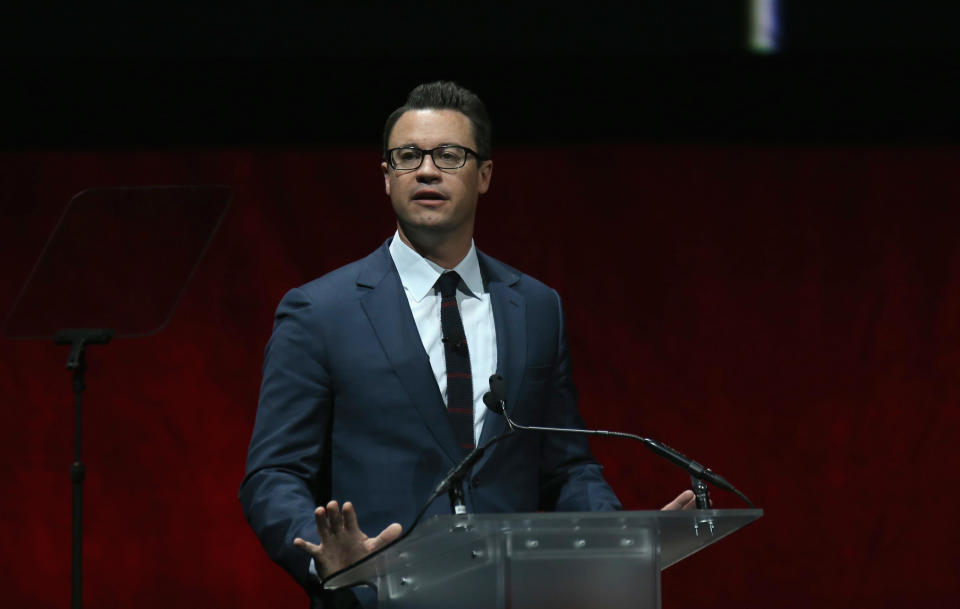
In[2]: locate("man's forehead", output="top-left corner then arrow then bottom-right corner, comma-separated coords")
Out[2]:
388,108 -> 476,147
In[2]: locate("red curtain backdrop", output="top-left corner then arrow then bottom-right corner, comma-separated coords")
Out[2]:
2,147 -> 958,608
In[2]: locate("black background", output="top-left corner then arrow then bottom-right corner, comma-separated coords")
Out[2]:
3,1 -> 959,148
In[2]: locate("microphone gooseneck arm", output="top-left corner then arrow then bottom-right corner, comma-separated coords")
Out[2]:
322,379 -> 526,586
321,426 -> 517,587
322,373 -> 753,588
414,426 -> 517,530
483,375 -> 755,509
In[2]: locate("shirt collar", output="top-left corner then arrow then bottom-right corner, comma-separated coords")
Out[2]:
389,230 -> 485,302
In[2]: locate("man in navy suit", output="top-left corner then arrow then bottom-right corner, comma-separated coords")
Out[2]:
240,82 -> 695,607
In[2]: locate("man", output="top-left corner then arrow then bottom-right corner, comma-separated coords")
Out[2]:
240,81 -> 695,607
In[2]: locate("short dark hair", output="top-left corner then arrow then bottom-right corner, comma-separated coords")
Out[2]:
382,81 -> 492,161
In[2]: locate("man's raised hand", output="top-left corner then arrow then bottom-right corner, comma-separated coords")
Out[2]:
293,500 -> 403,578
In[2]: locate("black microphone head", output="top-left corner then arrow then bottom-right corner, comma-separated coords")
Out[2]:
482,391 -> 504,415
488,374 -> 505,400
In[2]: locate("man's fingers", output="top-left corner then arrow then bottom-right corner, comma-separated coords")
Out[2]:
370,523 -> 403,550
661,489 -> 696,511
313,506 -> 331,536
342,502 -> 360,533
326,500 -> 343,532
660,496 -> 681,511
293,537 -> 323,557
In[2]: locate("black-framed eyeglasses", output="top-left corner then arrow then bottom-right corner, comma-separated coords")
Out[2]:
386,145 -> 481,170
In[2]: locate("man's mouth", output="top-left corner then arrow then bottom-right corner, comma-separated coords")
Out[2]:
412,190 -> 448,203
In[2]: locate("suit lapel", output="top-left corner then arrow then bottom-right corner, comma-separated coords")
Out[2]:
357,244 -> 462,466
476,253 -> 525,470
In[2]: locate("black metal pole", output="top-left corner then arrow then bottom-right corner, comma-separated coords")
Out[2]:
54,328 -> 113,609
70,355 -> 86,609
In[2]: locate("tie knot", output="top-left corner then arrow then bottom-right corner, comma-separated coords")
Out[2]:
436,271 -> 461,298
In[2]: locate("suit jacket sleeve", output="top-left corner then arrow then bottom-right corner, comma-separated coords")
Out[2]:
239,287 -> 330,596
537,289 -> 623,512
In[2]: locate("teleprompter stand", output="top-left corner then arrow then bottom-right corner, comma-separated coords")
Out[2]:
54,328 -> 114,609
324,509 -> 762,609
5,186 -> 231,609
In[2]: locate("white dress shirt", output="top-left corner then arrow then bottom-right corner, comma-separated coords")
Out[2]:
388,231 -> 498,444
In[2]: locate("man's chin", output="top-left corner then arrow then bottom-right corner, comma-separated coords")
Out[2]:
398,211 -> 456,232
400,221 -> 453,237
397,215 -> 471,244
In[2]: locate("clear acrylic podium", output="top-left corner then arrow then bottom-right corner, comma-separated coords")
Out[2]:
324,509 -> 762,609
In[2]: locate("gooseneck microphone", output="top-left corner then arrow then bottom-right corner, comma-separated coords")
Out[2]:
322,373 -> 750,588
321,423 -> 518,586
482,374 -> 754,509
415,421 -> 517,524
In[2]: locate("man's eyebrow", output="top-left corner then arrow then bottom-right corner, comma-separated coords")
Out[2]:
392,142 -> 466,148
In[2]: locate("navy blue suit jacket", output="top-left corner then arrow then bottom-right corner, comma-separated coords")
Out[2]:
239,240 -> 621,599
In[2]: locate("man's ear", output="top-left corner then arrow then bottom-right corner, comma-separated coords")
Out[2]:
478,159 -> 493,194
381,161 -> 391,196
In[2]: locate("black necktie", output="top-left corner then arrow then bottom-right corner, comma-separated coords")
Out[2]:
437,271 -> 474,453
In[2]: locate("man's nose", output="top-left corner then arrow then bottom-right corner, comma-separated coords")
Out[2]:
415,154 -> 442,181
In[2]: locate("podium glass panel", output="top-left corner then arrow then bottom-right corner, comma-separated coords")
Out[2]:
325,509 -> 762,609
